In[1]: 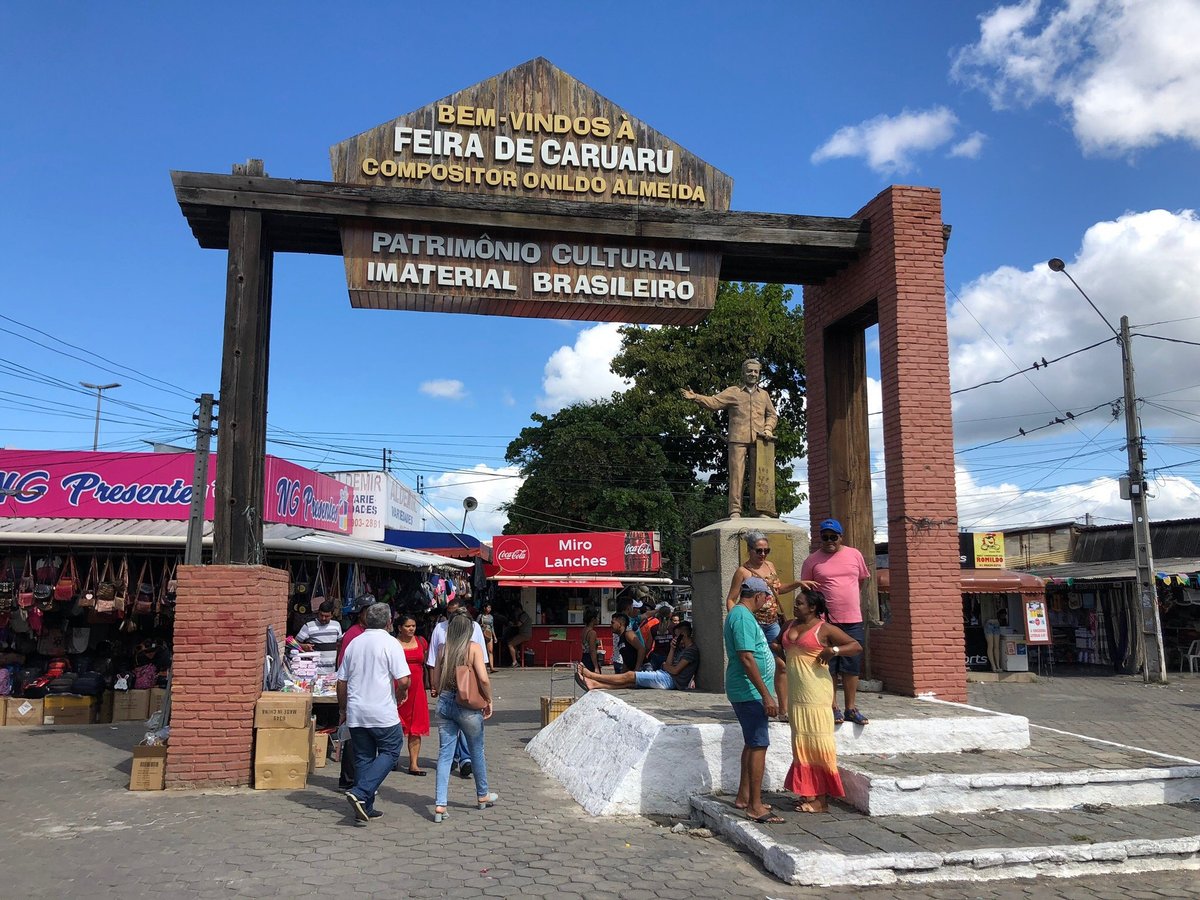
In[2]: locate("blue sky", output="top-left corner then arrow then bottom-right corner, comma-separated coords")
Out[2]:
3,1 -> 1200,541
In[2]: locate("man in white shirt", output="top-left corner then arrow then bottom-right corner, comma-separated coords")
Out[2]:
337,603 -> 410,823
426,599 -> 489,778
296,600 -> 343,673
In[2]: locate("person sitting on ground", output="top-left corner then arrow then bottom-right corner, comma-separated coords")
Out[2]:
577,622 -> 699,691
609,613 -> 645,673
647,604 -> 675,670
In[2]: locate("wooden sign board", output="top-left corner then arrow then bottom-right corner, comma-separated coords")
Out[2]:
331,57 -> 728,324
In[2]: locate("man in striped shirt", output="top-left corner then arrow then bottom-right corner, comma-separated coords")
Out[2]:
297,600 -> 344,672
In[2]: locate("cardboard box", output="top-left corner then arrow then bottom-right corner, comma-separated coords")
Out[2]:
129,745 -> 167,791
254,692 -> 312,729
311,731 -> 329,769
5,698 -> 43,726
98,691 -> 114,724
43,695 -> 96,726
255,727 -> 311,763
112,689 -> 151,723
254,757 -> 308,790
148,687 -> 167,716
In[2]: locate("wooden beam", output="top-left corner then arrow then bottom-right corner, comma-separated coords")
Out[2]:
213,161 -> 273,565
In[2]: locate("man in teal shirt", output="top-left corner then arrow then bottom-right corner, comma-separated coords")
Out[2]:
724,576 -> 782,823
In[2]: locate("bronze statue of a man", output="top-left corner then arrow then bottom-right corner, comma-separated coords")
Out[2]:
681,359 -> 779,519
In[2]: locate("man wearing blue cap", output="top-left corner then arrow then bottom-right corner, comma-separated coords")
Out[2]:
723,575 -> 784,823
801,518 -> 871,725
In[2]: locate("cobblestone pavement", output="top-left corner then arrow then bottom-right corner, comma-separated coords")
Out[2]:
0,671 -> 1195,898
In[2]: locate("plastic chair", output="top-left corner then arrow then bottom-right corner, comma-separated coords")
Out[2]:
1185,640 -> 1200,674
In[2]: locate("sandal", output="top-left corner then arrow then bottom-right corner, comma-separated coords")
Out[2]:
408,768 -> 427,776
795,801 -> 828,814
747,811 -> 785,824
433,806 -> 448,823
734,802 -> 772,811
477,792 -> 499,809
832,706 -> 844,725
844,707 -> 869,726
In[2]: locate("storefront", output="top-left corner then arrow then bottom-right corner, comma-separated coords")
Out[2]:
489,531 -> 669,666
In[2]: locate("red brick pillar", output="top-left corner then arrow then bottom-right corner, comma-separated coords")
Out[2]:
166,564 -> 288,788
805,186 -> 965,701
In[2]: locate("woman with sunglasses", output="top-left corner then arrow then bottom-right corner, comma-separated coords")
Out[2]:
726,531 -> 809,719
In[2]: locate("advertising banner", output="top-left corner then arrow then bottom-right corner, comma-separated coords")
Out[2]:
492,531 -> 660,575
1023,599 -> 1052,644
330,470 -> 422,540
959,531 -> 1006,569
0,449 -> 352,535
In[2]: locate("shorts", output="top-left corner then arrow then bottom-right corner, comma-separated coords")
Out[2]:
730,699 -> 770,748
633,670 -> 676,690
760,620 -> 781,646
829,621 -> 865,677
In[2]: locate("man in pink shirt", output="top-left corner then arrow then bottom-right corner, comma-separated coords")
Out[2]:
800,518 -> 871,725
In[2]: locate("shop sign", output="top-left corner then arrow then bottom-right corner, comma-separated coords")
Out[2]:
0,449 -> 352,536
1023,598 -> 1052,644
331,57 -> 728,325
959,531 -> 1005,569
329,470 -> 422,540
492,531 -> 660,575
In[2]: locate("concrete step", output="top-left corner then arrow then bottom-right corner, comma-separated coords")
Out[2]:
840,726 -> 1200,816
691,793 -> 1200,887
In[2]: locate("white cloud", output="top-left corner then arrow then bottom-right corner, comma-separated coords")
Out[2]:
419,379 -> 466,400
500,389 -> 516,407
538,322 -> 633,412
422,464 -> 523,538
950,131 -> 987,158
953,0 -> 1200,154
811,107 -> 959,174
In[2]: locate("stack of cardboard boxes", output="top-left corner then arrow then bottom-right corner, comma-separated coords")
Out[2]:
253,692 -> 314,790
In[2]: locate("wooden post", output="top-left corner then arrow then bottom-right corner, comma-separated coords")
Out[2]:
213,160 -> 274,565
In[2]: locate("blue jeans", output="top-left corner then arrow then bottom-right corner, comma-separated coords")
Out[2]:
435,693 -> 489,807
347,724 -> 403,813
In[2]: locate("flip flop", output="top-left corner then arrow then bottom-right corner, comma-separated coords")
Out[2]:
408,768 -> 427,776
747,811 -> 785,824
733,802 -> 772,811
574,671 -> 590,692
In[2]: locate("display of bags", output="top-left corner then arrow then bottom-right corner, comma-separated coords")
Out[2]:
55,555 -> 79,601
96,558 -> 117,603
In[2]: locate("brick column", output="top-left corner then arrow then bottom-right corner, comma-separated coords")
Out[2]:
804,186 -> 965,701
166,564 -> 288,788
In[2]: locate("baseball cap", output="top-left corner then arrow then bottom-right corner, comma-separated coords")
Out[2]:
352,596 -> 376,614
631,599 -> 645,609
740,576 -> 772,595
818,518 -> 843,536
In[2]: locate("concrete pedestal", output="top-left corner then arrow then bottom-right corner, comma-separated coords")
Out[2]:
690,516 -> 810,693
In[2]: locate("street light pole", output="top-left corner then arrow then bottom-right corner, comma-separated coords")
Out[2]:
1048,259 -> 1166,682
79,382 -> 121,451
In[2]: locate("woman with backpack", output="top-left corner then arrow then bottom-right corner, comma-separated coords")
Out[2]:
430,613 -> 498,823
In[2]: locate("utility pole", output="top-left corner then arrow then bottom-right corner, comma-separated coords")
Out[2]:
80,382 -> 120,451
1120,316 -> 1166,682
1048,259 -> 1166,683
185,394 -> 216,566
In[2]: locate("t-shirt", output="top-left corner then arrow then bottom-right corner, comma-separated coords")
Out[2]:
724,604 -> 775,703
335,628 -> 411,728
801,545 -> 869,625
296,618 -> 344,671
335,623 -> 365,668
670,645 -> 700,690
426,618 -> 489,667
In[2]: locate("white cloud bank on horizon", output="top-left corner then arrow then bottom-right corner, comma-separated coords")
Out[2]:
419,379 -> 466,400
811,107 -> 964,174
422,463 -> 523,538
953,0 -> 1200,154
538,322 -> 633,412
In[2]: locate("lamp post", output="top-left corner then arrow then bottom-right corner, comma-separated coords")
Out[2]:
79,382 -> 121,451
1047,259 -> 1166,682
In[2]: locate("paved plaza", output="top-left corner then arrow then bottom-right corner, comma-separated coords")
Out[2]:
0,670 -> 1196,898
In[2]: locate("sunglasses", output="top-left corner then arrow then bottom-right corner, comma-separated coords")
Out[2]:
753,547 -> 771,555
820,533 -> 840,541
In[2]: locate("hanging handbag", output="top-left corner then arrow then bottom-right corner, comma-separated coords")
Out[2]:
164,558 -> 178,606
133,560 -> 155,616
79,557 -> 99,609
18,554 -> 35,609
294,561 -> 309,597
112,557 -> 129,615
0,559 -> 14,609
454,660 -> 488,710
96,558 -> 117,602
54,555 -> 80,602
37,626 -> 67,657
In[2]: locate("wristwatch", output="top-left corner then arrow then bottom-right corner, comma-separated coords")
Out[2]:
831,646 -> 840,655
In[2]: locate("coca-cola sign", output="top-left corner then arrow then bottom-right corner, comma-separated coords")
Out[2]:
492,531 -> 660,575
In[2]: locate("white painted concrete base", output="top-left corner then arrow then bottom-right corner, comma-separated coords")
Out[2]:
840,763 -> 1200,816
691,795 -> 1200,887
526,690 -> 1030,816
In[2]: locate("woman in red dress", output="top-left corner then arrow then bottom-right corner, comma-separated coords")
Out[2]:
396,614 -> 431,775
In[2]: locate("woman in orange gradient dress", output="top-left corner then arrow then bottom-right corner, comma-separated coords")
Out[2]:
781,589 -> 863,812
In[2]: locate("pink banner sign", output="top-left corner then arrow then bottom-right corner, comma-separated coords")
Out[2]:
0,449 -> 352,535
